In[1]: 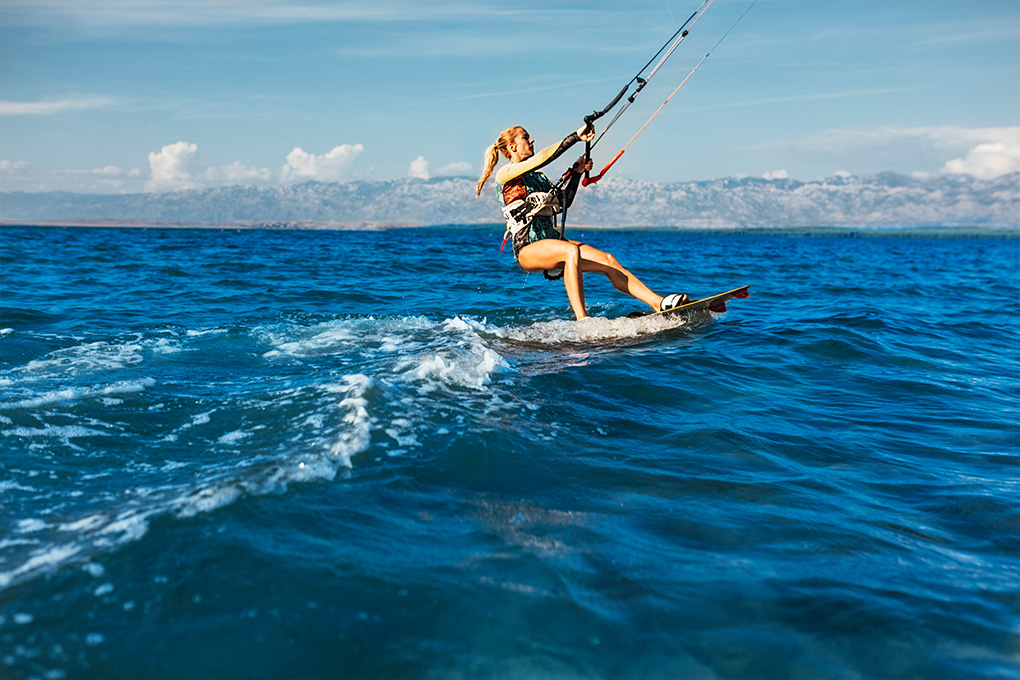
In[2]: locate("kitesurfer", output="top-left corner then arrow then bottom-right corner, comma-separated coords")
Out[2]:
476,124 -> 688,320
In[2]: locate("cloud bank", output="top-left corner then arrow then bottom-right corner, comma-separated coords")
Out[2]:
280,144 -> 364,183
141,141 -> 371,190
145,141 -> 272,191
2,126 -> 1015,195
942,140 -> 1020,180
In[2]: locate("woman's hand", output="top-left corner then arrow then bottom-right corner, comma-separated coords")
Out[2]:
572,155 -> 593,175
576,122 -> 596,142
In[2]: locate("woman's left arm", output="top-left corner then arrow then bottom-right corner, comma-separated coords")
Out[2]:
495,132 -> 579,184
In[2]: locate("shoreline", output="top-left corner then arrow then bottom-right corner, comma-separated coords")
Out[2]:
1,219 -> 1016,239
0,219 -> 426,231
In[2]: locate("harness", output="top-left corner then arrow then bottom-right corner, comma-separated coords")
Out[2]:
499,187 -> 564,251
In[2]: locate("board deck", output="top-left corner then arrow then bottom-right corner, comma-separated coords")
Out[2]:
628,285 -> 751,319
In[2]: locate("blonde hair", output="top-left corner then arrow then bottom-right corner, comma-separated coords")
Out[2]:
476,126 -> 523,197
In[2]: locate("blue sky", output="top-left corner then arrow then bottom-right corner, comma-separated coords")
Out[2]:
1,0 -> 1017,194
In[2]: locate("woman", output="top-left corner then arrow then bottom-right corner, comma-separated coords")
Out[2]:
476,123 -> 688,320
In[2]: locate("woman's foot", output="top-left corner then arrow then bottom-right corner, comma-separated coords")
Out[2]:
659,293 -> 690,311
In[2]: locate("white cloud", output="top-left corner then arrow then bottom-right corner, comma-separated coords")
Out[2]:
67,166 -> 124,176
409,156 -> 430,180
0,96 -> 114,115
437,161 -> 472,177
942,140 -> 1020,180
147,141 -> 199,191
281,144 -> 363,183
408,158 -> 471,179
762,169 -> 789,180
144,142 -> 272,191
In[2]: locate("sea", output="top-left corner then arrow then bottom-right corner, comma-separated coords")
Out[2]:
1,224 -> 1018,680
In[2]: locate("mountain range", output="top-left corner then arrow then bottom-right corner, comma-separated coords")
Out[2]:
2,172 -> 1017,229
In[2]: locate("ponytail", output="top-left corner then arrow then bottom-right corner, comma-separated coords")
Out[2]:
476,144 -> 500,197
475,126 -> 522,197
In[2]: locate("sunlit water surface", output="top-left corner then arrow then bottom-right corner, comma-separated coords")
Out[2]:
1,225 -> 1017,679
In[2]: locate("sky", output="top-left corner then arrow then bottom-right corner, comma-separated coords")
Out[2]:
0,0 -> 1017,194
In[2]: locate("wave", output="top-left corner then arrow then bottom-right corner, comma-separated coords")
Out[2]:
0,304 -> 734,591
0,313 -> 520,590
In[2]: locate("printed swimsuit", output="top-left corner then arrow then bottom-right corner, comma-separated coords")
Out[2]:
498,170 -> 563,260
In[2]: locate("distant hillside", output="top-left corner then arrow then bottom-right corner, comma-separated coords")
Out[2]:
2,172 -> 1017,228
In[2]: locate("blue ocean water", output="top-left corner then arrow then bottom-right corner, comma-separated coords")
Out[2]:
0,224 -> 1018,679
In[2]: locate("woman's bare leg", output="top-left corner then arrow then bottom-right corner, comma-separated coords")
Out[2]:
518,239 -> 588,319
575,269 -> 586,315
518,238 -> 666,319
574,242 -> 662,309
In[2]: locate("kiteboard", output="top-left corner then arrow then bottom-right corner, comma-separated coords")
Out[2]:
627,285 -> 751,319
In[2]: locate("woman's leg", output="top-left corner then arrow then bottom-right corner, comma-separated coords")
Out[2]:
573,241 -> 662,310
518,238 -> 666,319
517,239 -> 588,319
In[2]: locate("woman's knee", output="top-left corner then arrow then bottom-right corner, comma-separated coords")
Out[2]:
578,244 -> 620,270
597,253 -> 630,287
564,242 -> 582,266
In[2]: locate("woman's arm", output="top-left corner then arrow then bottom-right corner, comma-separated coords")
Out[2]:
495,128 -> 585,184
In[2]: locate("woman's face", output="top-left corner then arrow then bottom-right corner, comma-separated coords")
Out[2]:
509,128 -> 534,162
